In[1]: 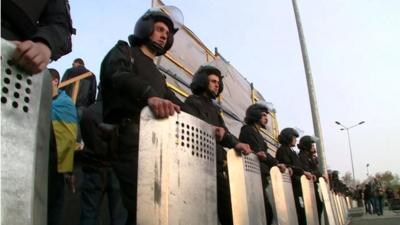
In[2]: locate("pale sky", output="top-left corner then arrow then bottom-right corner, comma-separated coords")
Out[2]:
51,0 -> 400,182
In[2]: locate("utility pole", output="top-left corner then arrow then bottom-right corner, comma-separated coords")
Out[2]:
291,0 -> 328,176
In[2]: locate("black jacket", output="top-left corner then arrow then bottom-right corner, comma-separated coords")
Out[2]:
239,124 -> 278,175
80,101 -> 112,168
276,145 -> 304,180
184,94 -> 238,171
298,151 -> 322,178
62,66 -> 97,107
100,40 -> 182,124
1,0 -> 74,60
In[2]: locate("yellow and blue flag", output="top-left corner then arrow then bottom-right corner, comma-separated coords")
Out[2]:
52,90 -> 78,173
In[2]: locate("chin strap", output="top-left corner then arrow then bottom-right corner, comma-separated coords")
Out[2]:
206,90 -> 218,99
145,41 -> 165,56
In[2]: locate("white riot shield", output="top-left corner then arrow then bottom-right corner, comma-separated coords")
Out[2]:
331,192 -> 343,225
1,39 -> 52,225
270,166 -> 298,225
333,194 -> 344,225
339,195 -> 347,224
346,196 -> 351,209
318,178 -> 339,225
227,150 -> 267,225
340,196 -> 348,221
137,107 -> 218,225
300,176 -> 319,225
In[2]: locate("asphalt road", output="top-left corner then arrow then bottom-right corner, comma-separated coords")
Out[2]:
349,208 -> 400,225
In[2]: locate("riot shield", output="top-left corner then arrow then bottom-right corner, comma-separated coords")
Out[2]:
137,107 -> 218,225
318,178 -> 339,225
270,166 -> 298,225
300,176 -> 319,225
346,196 -> 351,209
340,196 -> 348,221
337,195 -> 348,224
333,194 -> 344,225
1,39 -> 52,225
227,150 -> 267,225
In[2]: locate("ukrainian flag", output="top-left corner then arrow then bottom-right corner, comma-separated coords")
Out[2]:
52,90 -> 78,173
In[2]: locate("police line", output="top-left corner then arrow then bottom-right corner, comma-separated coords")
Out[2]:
136,107 -> 350,225
1,38 -> 351,225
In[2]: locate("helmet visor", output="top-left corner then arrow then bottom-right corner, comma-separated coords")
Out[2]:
154,6 -> 184,30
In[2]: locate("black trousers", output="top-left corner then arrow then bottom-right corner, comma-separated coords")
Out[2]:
111,123 -> 139,225
261,173 -> 274,225
217,171 -> 233,225
47,146 -> 65,225
315,183 -> 323,225
293,180 -> 306,225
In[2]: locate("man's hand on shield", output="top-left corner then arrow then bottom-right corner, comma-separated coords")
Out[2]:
277,163 -> 287,173
12,40 -> 51,75
234,142 -> 252,155
256,151 -> 267,161
148,97 -> 180,118
287,167 -> 293,176
304,171 -> 313,180
214,126 -> 225,141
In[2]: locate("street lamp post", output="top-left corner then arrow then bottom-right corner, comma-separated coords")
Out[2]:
292,0 -> 328,178
366,163 -> 370,177
335,121 -> 365,185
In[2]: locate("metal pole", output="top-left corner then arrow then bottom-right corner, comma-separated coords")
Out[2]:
291,0 -> 328,177
335,121 -> 365,186
346,129 -> 356,184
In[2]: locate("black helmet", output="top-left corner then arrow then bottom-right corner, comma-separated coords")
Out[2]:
190,65 -> 224,99
128,8 -> 178,56
297,135 -> 317,152
278,127 -> 299,145
244,103 -> 270,126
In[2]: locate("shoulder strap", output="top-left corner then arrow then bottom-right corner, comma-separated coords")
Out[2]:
116,40 -> 137,74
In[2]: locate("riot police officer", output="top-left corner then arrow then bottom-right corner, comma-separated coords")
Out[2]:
297,135 -> 324,224
276,128 -> 313,225
184,65 -> 252,225
239,103 -> 287,225
100,8 -> 182,225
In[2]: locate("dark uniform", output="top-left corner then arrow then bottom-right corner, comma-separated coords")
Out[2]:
239,124 -> 278,225
276,128 -> 306,225
185,95 -> 238,225
100,9 -> 181,225
184,65 -> 239,225
297,135 -> 323,224
1,0 -> 74,60
79,100 -> 127,225
298,153 -> 323,216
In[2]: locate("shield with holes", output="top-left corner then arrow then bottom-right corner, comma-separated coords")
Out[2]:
300,176 -> 319,225
226,150 -> 267,225
270,166 -> 298,225
137,107 -> 218,225
1,39 -> 52,225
